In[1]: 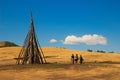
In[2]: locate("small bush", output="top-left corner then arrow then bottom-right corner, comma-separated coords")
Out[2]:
109,51 -> 114,53
87,49 -> 93,52
97,50 -> 106,53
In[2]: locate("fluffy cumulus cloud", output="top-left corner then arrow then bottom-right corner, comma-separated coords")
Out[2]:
50,39 -> 57,43
63,34 -> 107,45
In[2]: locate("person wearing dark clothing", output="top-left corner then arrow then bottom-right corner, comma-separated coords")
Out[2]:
80,55 -> 84,64
75,54 -> 78,64
71,54 -> 74,64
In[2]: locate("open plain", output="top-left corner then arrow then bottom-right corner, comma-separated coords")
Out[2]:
0,47 -> 120,80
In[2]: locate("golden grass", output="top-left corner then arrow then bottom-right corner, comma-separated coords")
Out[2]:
0,47 -> 120,64
0,47 -> 120,80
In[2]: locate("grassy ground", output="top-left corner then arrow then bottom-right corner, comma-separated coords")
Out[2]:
0,47 -> 120,80
0,63 -> 120,80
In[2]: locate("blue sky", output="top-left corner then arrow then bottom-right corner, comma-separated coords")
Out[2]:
0,0 -> 120,52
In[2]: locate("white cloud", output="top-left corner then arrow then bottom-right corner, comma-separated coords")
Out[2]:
50,39 -> 57,43
63,34 -> 107,45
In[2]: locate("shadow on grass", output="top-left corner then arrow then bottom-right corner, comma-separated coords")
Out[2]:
45,56 -> 58,58
0,63 -> 71,71
0,62 -> 119,71
98,61 -> 120,64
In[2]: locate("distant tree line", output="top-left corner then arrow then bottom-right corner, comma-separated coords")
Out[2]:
87,49 -> 93,52
96,50 -> 106,53
56,47 -> 67,49
87,49 -> 114,53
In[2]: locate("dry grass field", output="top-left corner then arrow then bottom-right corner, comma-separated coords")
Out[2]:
0,47 -> 120,80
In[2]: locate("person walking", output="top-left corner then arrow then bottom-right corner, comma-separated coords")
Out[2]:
71,54 -> 74,64
75,54 -> 78,64
80,55 -> 84,64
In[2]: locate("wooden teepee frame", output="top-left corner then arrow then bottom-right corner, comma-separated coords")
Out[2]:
16,13 -> 47,64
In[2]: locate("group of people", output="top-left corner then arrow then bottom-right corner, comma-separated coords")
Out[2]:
71,54 -> 84,64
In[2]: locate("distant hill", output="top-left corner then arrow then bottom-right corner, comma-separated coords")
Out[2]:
0,41 -> 19,48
